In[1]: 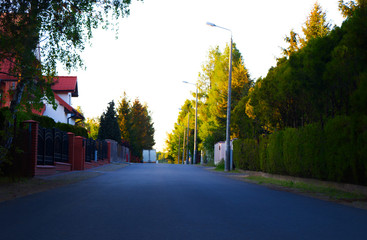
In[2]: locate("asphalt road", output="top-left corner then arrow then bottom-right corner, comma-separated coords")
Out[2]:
1,164 -> 367,240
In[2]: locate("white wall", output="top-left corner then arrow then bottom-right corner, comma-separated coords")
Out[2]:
43,99 -> 75,125
214,141 -> 233,166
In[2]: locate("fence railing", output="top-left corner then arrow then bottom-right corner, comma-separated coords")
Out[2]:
37,126 -> 69,165
84,138 -> 108,162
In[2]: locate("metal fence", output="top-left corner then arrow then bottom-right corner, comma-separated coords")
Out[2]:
37,126 -> 69,165
84,138 -> 108,162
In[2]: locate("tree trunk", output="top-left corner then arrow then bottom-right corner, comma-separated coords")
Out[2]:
0,79 -> 26,163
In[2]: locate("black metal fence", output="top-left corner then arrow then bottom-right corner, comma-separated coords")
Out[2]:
37,126 -> 69,165
84,138 -> 108,162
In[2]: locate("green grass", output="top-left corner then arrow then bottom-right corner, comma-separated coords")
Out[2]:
246,176 -> 366,200
215,160 -> 225,171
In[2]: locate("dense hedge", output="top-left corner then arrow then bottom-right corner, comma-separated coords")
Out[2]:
0,107 -> 87,138
233,115 -> 367,185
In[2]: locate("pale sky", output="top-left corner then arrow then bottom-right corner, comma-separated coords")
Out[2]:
58,0 -> 345,151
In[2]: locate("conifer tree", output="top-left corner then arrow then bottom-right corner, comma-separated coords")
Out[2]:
98,101 -> 121,142
282,30 -> 300,57
339,0 -> 367,17
117,92 -> 131,142
300,2 -> 331,46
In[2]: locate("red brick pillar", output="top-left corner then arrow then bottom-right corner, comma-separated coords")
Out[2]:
73,136 -> 85,170
22,120 -> 39,177
107,141 -> 111,163
67,132 -> 75,171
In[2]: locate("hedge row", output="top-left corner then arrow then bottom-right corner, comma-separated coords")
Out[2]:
0,107 -> 88,138
233,115 -> 367,185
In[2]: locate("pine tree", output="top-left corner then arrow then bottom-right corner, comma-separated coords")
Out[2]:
300,2 -> 331,47
117,92 -> 131,142
128,99 -> 155,158
98,101 -> 121,142
282,30 -> 300,57
339,0 -> 367,17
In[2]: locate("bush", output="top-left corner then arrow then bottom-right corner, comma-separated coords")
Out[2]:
266,131 -> 284,174
233,139 -> 259,171
300,122 -> 325,179
30,114 -> 56,128
215,159 -> 225,171
259,135 -> 269,172
56,122 -> 88,138
283,128 -> 302,176
232,115 -> 367,185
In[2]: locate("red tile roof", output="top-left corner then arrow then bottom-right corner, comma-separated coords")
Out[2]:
52,76 -> 78,97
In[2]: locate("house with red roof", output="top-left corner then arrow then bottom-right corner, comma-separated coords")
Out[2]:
0,60 -> 83,125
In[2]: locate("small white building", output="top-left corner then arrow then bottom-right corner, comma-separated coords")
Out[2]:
214,140 -> 234,166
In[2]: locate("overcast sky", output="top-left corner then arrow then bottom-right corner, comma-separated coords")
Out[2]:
58,0 -> 345,151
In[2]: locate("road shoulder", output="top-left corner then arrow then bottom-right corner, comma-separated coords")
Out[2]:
200,165 -> 367,210
0,163 -> 129,203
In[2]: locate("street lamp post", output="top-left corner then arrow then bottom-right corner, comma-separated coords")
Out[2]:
183,81 -> 198,165
177,135 -> 180,164
186,112 -> 190,165
182,126 -> 186,165
206,22 -> 233,171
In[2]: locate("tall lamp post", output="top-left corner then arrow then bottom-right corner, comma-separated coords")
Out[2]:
206,21 -> 233,171
183,81 -> 198,164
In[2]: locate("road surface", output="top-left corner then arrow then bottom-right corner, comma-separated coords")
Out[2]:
1,164 -> 367,240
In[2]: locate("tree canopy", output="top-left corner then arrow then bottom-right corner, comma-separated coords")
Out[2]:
98,101 -> 121,142
0,0 -> 138,161
116,93 -> 155,160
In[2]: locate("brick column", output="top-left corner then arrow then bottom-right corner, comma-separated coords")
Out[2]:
22,120 -> 39,177
73,136 -> 85,170
67,132 -> 75,171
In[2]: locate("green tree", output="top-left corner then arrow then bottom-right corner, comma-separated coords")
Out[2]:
165,100 -> 194,163
339,0 -> 367,17
98,101 -> 121,142
282,30 -> 300,57
0,0 -> 137,162
85,117 -> 99,140
117,92 -> 131,142
128,98 -> 155,159
300,2 -> 331,47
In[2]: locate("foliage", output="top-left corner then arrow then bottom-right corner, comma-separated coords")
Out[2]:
215,159 -> 225,171
300,2 -> 331,46
246,176 -> 366,200
0,0 -> 138,162
167,43 -> 252,162
56,122 -> 88,138
85,117 -> 99,140
233,139 -> 259,171
117,92 -> 131,142
116,93 -> 155,160
165,100 -> 194,163
98,101 -> 121,142
233,115 -> 367,185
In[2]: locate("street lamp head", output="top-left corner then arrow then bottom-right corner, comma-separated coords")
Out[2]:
206,22 -> 216,27
183,81 -> 196,86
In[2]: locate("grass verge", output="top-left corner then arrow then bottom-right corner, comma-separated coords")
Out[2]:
245,175 -> 366,201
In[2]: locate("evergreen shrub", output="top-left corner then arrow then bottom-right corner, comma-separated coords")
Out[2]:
232,115 -> 367,185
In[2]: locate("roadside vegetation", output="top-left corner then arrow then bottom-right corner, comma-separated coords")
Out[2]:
244,176 -> 366,201
167,1 -> 367,187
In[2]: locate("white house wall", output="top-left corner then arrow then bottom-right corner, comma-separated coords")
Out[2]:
43,99 -> 75,125
58,93 -> 71,105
